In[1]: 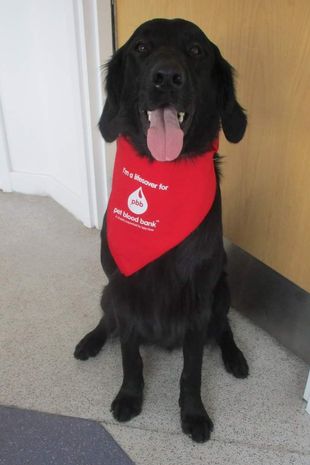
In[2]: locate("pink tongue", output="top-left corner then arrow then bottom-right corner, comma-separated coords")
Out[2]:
147,107 -> 184,161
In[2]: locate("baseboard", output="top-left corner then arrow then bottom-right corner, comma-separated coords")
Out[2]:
10,171 -> 91,227
225,239 -> 310,364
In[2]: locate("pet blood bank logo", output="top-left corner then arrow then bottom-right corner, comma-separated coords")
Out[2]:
128,187 -> 148,214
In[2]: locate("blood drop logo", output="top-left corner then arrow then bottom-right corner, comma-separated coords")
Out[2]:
128,187 -> 148,214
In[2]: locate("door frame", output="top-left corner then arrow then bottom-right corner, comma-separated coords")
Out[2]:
0,99 -> 12,192
304,371 -> 310,414
72,0 -> 114,228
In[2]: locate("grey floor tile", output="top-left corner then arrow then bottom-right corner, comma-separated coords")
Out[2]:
0,405 -> 134,465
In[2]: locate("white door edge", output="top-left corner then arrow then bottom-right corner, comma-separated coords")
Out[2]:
304,370 -> 310,414
0,99 -> 12,192
72,0 -> 113,228
73,0 -> 115,228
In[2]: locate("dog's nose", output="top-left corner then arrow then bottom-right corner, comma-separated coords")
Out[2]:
152,65 -> 185,90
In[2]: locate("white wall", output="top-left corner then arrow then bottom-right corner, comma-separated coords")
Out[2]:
0,0 -> 112,227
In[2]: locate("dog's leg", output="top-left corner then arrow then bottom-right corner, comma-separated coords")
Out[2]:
74,316 -> 108,360
179,327 -> 214,443
74,284 -> 117,361
218,324 -> 249,378
111,328 -> 144,422
213,272 -> 249,378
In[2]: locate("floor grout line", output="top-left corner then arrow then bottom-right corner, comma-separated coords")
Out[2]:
101,419 -> 310,457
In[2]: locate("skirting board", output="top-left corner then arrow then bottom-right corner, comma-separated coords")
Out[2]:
225,239 -> 310,364
10,172 -> 90,227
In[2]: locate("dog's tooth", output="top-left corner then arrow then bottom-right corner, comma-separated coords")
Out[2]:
147,111 -> 152,122
178,112 -> 185,123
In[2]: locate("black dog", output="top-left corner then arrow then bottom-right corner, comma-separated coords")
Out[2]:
74,18 -> 249,443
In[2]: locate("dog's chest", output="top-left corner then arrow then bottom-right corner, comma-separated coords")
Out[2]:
107,137 -> 217,277
123,275 -> 211,348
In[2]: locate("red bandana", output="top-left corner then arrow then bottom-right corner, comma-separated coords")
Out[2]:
107,136 -> 218,276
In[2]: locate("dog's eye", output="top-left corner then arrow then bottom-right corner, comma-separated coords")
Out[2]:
135,42 -> 149,54
188,44 -> 203,57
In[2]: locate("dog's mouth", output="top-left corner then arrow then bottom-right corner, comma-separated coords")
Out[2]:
140,106 -> 191,162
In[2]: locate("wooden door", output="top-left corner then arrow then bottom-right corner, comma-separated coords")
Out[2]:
114,0 -> 310,292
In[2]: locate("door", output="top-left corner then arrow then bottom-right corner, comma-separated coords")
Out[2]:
114,0 -> 310,292
0,0 -> 111,228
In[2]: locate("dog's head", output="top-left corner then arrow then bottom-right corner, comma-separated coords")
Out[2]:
99,18 -> 247,161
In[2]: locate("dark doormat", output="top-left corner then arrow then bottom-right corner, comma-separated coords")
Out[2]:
0,405 -> 135,465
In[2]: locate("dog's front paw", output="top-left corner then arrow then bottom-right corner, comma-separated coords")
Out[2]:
181,411 -> 214,443
74,330 -> 106,361
223,347 -> 249,379
111,392 -> 143,422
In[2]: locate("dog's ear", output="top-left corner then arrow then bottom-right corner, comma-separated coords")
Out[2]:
213,46 -> 247,143
99,46 -> 126,142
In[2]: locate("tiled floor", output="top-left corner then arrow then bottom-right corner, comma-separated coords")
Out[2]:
0,406 -> 134,465
1,192 -> 309,465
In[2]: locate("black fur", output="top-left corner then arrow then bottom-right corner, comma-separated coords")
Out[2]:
75,18 -> 249,443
